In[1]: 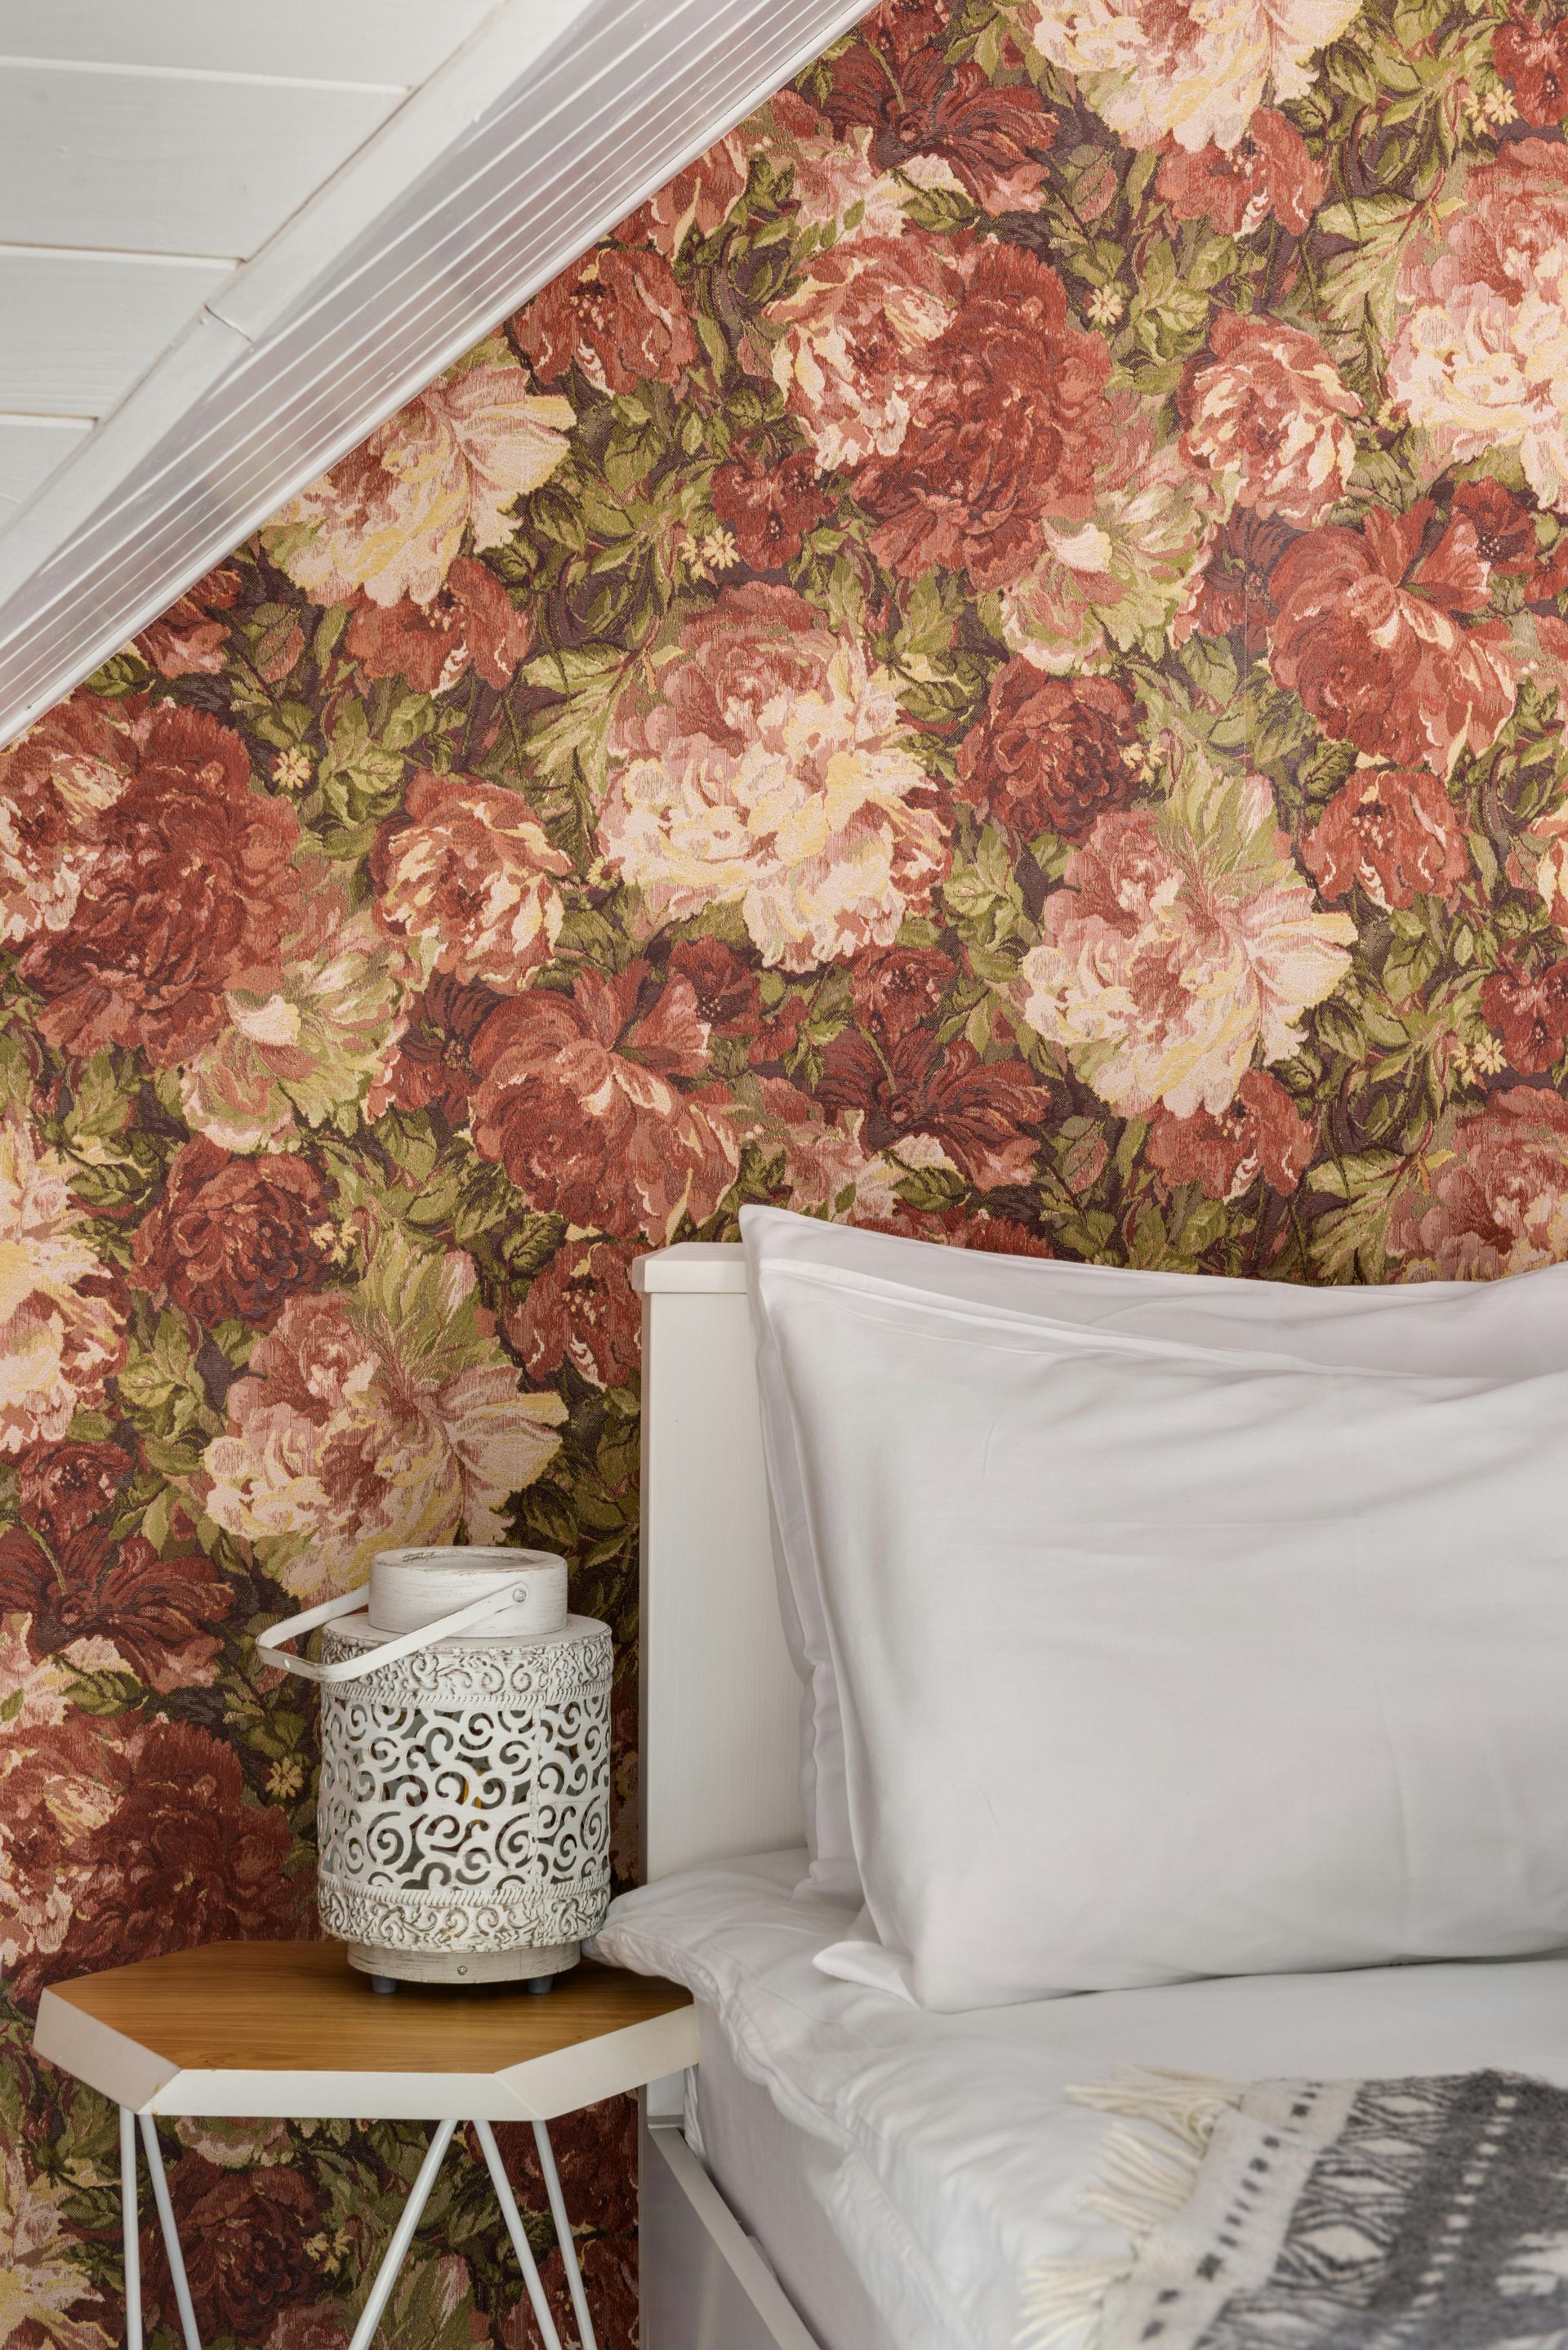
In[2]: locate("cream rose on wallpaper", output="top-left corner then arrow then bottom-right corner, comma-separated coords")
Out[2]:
0,2143 -> 110,2350
0,1113 -> 123,1456
202,1232 -> 565,1599
1027,0 -> 1361,152
267,357 -> 575,609
1020,769 -> 1355,1117
599,582 -> 949,970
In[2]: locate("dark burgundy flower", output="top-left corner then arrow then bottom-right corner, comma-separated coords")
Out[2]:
823,27 -> 1055,212
1184,511 -> 1298,650
131,1139 -> 332,1329
1156,107 -> 1324,237
663,939 -> 764,1037
849,945 -> 956,1039
1147,1070 -> 1313,1200
1494,14 -> 1568,124
345,556 -> 533,693
1481,956 -> 1568,1073
135,564 -> 243,679
20,707 -> 302,1067
508,1237 -> 642,1387
0,1524 -> 232,1691
514,246 -> 698,392
710,449 -> 829,569
1302,766 -> 1470,910
958,664 -> 1142,841
16,1438 -> 132,1543
1451,479 -> 1539,577
148,2156 -> 323,2343
817,1025 -> 1048,1188
372,970 -> 501,1124
858,246 -> 1111,589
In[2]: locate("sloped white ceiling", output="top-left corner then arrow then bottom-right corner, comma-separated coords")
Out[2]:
0,0 -> 875,748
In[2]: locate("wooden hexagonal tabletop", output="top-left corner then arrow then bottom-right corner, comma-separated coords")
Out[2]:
35,1942 -> 697,2121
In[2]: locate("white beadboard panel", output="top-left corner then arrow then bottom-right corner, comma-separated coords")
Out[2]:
0,415 -> 92,507
0,0 -> 876,744
0,247 -> 234,417
0,2 -> 498,87
0,63 -> 400,259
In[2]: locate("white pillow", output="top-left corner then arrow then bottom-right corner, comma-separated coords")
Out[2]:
742,1214 -> 1568,2010
742,1207 -> 1568,1902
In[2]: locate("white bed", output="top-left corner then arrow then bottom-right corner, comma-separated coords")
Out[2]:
609,1243 -> 1568,2349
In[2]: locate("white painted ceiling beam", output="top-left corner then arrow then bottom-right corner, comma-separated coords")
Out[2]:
0,0 -> 875,747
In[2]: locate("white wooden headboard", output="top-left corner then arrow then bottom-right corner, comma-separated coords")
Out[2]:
633,1242 -> 803,1882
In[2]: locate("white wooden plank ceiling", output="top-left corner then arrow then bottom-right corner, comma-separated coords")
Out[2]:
0,0 -> 876,748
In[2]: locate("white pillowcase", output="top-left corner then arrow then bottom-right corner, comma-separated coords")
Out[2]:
742,1210 -> 1568,2011
742,1208 -> 1568,1904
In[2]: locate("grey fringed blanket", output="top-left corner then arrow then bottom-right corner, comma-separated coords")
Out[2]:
1021,2067 -> 1568,2350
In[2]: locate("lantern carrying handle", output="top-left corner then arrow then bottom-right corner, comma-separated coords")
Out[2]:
256,1583 -> 537,1686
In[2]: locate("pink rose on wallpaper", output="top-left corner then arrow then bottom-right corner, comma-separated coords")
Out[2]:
1389,140 -> 1568,512
268,360 -> 575,609
0,2143 -> 112,2350
20,707 -> 303,1068
508,1237 -> 643,1388
345,555 -> 534,694
614,129 -> 751,255
763,94 -> 914,239
1179,312 -> 1361,526
599,583 -> 948,971
372,773 -> 572,993
133,564 -> 243,680
1393,1086 -> 1568,1278
1302,766 -> 1470,911
1019,771 -> 1354,1117
0,1629 -> 114,1986
0,1112 -> 124,1458
1147,1068 -> 1313,1200
858,244 -> 1113,591
470,961 -> 740,1242
768,231 -> 964,469
1268,502 -> 1517,776
202,1231 -> 564,1599
0,697 -> 132,946
1156,107 -> 1324,235
514,245 -> 699,393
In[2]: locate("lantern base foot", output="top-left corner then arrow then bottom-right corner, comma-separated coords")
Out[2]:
346,1940 -> 580,1989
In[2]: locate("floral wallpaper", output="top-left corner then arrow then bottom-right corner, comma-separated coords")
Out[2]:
8,0 -> 1568,2337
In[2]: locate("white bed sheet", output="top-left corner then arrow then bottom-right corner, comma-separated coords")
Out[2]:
595,1850 -> 1568,2350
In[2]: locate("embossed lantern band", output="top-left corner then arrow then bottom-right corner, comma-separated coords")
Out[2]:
258,1548 -> 612,1988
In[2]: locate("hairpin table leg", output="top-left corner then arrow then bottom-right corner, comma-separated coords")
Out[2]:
474,2119 -> 564,2350
532,2120 -> 599,2350
137,2115 -> 203,2350
120,2108 -> 143,2350
346,2118 -> 458,2350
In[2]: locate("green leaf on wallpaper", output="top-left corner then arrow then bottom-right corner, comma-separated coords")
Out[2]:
318,699 -> 408,824
523,640 -> 631,799
942,822 -> 1030,951
0,1031 -> 31,1113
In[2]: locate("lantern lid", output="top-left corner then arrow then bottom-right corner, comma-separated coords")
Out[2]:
368,1546 -> 568,1639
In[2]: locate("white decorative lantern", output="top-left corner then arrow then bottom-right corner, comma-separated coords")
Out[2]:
259,1547 -> 611,1989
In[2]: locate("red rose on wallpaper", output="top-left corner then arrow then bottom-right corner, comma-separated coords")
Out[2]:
822,24 -> 1055,212
1179,312 -> 1361,526
130,1139 -> 333,1330
147,2154 -> 323,2343
0,1524 -> 231,1692
1156,107 -> 1324,236
1303,766 -> 1470,911
1148,1070 -> 1313,1200
16,1438 -> 132,1544
956,663 -> 1143,840
372,771 -> 572,993
710,448 -> 829,569
1182,511 -> 1296,651
1482,957 -> 1568,1073
858,244 -> 1112,588
662,939 -> 764,1038
345,555 -> 534,693
15,1719 -> 305,1998
0,696 -> 134,945
515,244 -> 699,393
1268,502 -> 1517,775
20,707 -> 302,1066
1493,13 -> 1568,124
134,564 -> 243,679
508,1238 -> 643,1388
369,970 -> 498,1124
1393,1086 -> 1568,1278
470,961 -> 739,1242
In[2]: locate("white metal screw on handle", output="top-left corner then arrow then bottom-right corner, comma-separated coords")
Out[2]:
256,1584 -> 534,1685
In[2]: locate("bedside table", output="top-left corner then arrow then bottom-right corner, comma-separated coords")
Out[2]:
34,1942 -> 697,2350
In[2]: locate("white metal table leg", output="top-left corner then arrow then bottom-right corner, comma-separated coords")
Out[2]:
532,2120 -> 599,2350
120,2107 -> 143,2350
474,2120 -> 564,2350
345,2118 -> 458,2350
138,2115 -> 203,2350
